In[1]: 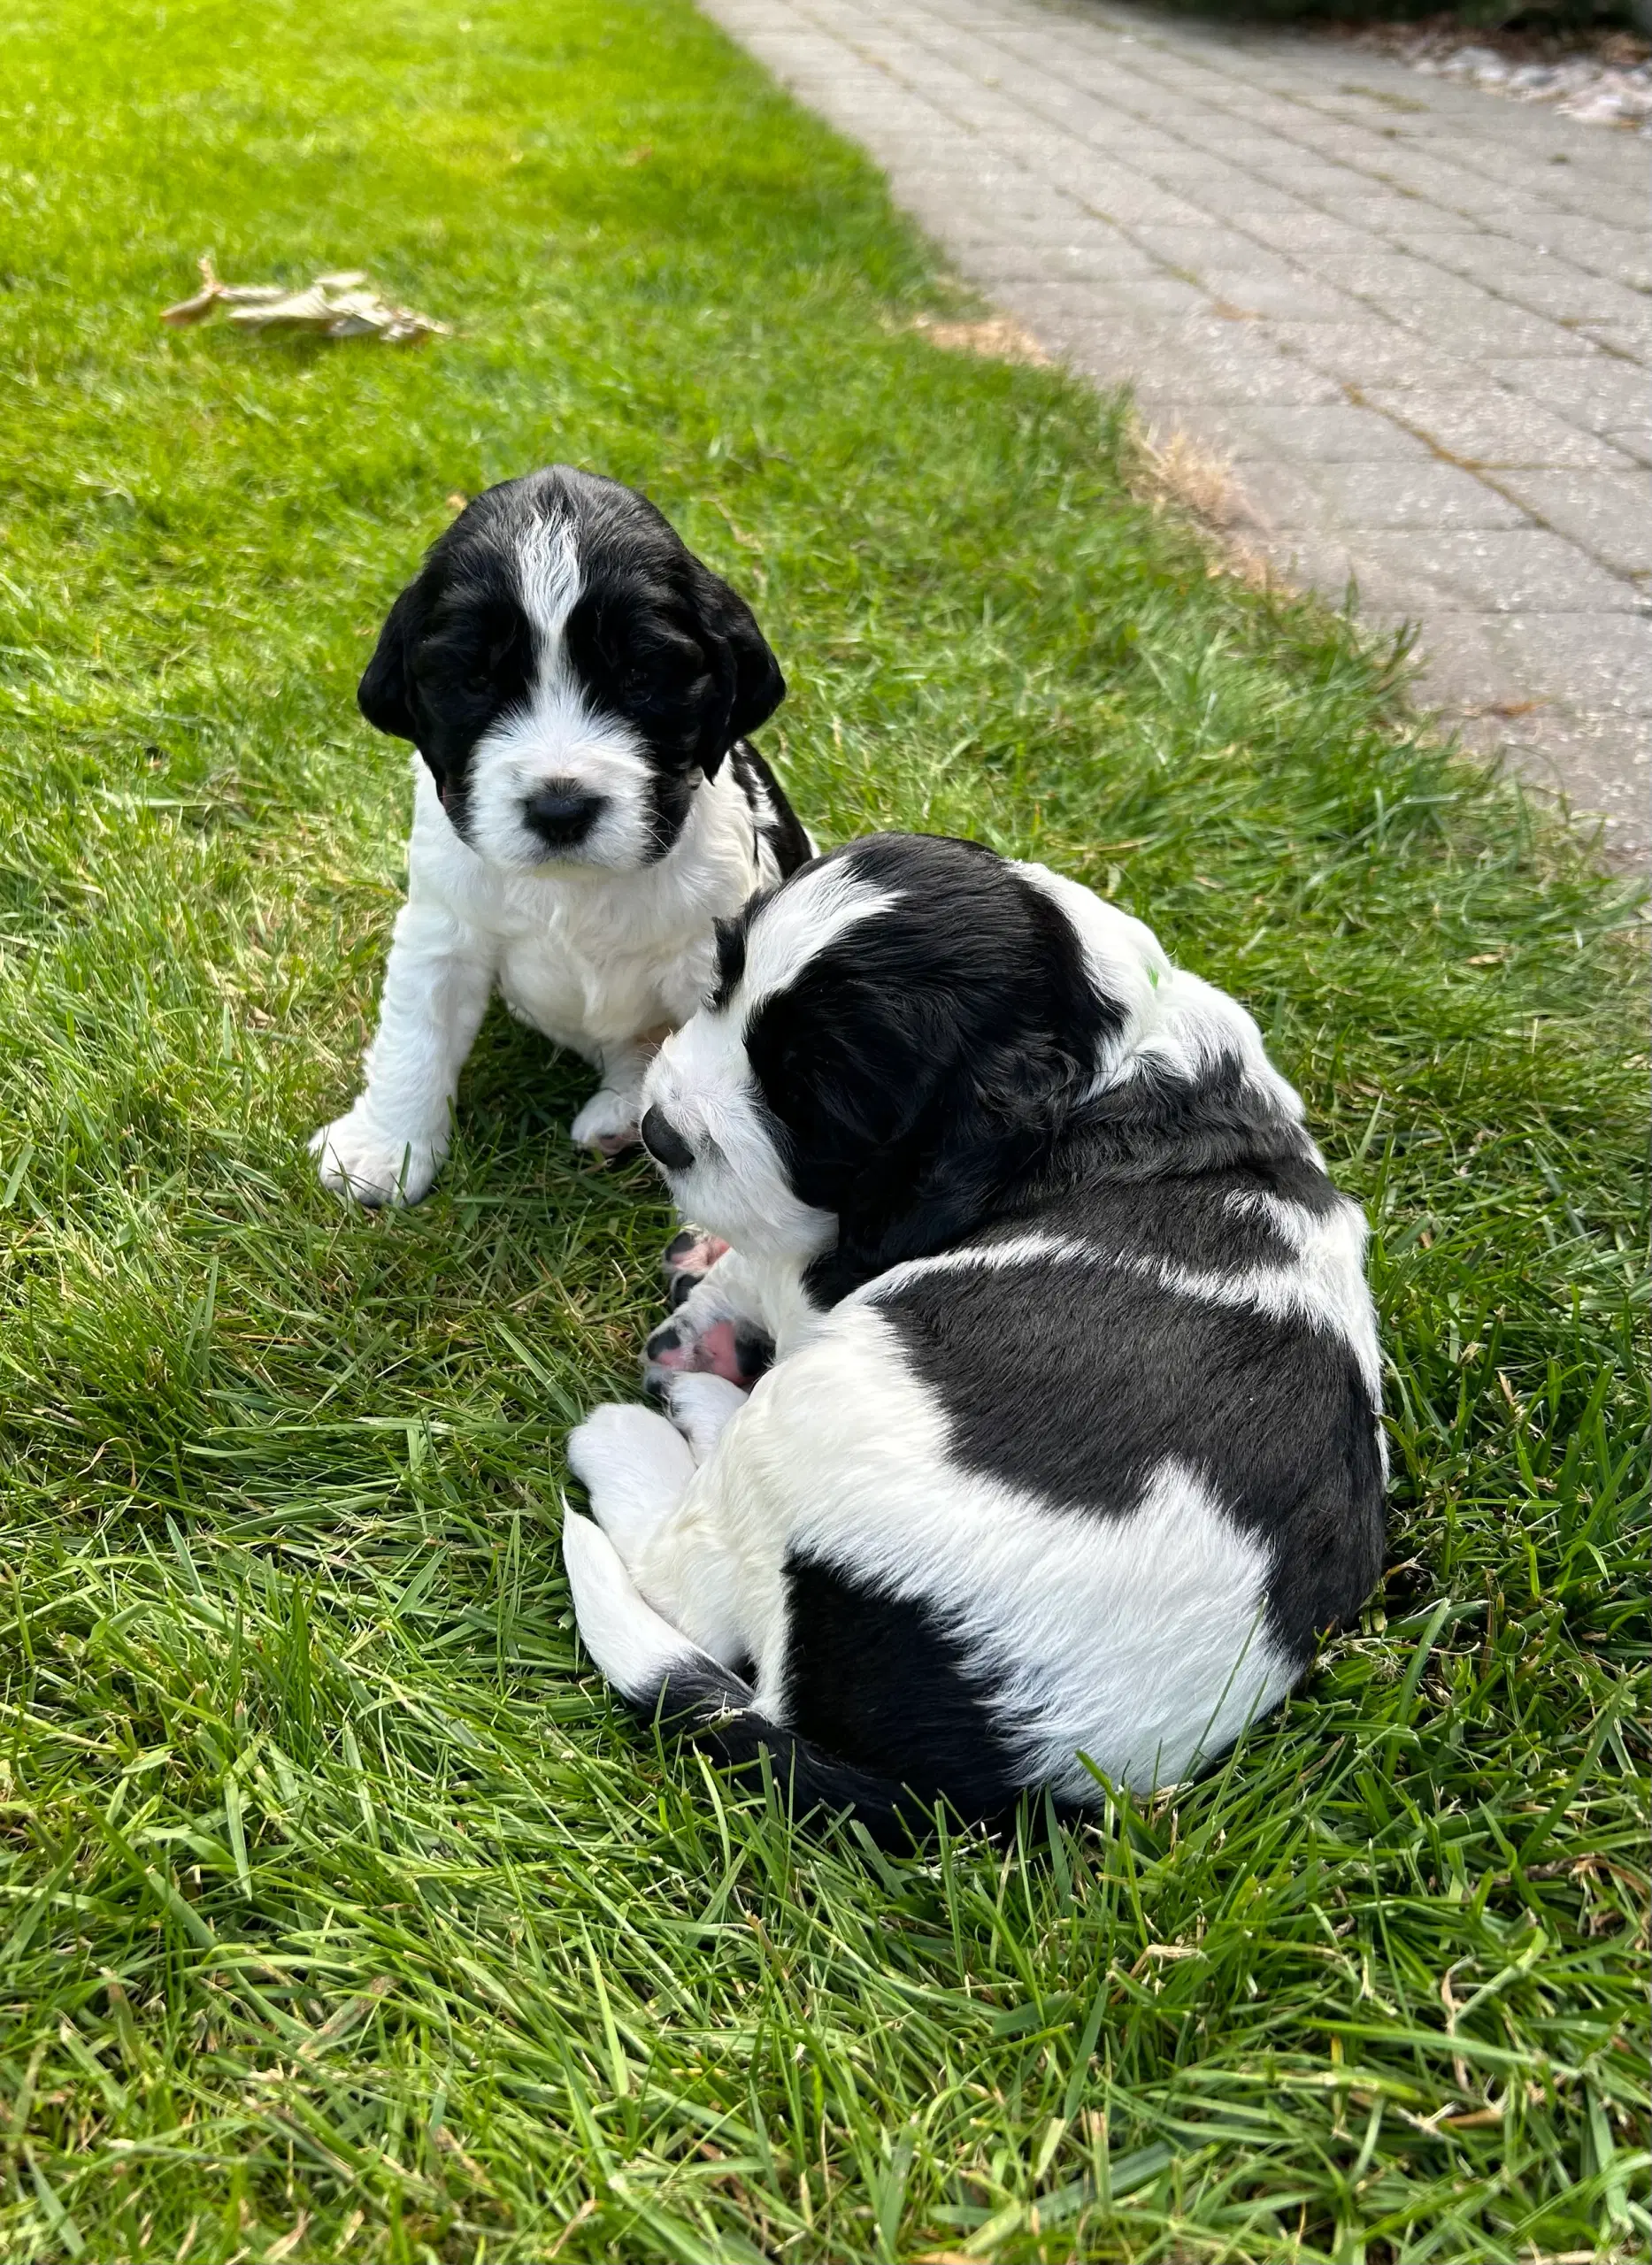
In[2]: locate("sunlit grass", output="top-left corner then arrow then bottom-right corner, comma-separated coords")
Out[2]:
0,0 -> 1646,2256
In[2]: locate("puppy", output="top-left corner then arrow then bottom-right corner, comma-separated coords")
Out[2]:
563,833 -> 1386,1840
311,467 -> 811,1205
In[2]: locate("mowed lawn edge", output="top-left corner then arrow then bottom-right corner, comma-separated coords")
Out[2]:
0,1 -> 1647,2261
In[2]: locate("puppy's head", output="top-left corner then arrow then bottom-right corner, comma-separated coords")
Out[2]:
357,468 -> 785,871
638,834 -> 1126,1292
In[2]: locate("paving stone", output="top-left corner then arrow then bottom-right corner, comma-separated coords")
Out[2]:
1306,251 -> 1490,301
1477,357 -> 1651,442
1373,299 -> 1597,365
1602,427 -> 1652,471
1577,319 -> 1652,363
1193,271 -> 1368,321
1348,529 -> 1640,615
1125,222 -> 1297,274
701,0 -> 1648,863
1490,212 -> 1652,292
1482,613 -> 1652,717
1265,324 -> 1488,395
1469,263 -> 1649,329
1239,404 -> 1437,462
1488,472 -> 1652,581
961,236 -> 1164,283
1356,388 -> 1635,472
1272,458 -> 1531,532
997,273 -> 1207,332
1092,319 -> 1349,402
1487,713 -> 1650,864
1238,209 -> 1373,255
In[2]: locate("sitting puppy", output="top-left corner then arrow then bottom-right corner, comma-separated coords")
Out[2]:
562,833 -> 1386,1839
311,467 -> 811,1205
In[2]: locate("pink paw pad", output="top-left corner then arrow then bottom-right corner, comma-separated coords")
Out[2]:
650,1317 -> 742,1381
662,1228 -> 731,1306
644,1313 -> 773,1388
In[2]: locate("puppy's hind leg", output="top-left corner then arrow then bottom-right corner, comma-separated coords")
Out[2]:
566,1403 -> 696,1566
563,1514 -> 743,1709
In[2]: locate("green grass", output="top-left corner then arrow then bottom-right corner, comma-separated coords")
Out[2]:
0,0 -> 1646,2257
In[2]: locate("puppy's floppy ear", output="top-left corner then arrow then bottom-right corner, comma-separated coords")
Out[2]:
357,583 -> 420,741
805,1022 -> 1092,1306
688,561 -> 786,778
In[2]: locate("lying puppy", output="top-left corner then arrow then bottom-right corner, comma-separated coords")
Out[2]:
311,467 -> 811,1205
562,833 -> 1386,1839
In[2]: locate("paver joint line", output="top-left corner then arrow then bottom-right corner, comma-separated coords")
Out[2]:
702,0 -> 1651,866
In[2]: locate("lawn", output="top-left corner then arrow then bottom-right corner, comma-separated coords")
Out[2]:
0,0 -> 1646,2258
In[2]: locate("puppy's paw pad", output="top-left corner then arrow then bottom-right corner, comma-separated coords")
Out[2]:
662,1228 -> 730,1306
310,1116 -> 440,1207
645,1317 -> 772,1388
571,1088 -> 642,1156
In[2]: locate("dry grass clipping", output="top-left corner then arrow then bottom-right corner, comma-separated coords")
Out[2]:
1133,422 -> 1274,590
912,312 -> 1050,365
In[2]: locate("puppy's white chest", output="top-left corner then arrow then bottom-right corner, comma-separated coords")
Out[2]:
407,760 -> 757,1056
496,904 -> 703,1052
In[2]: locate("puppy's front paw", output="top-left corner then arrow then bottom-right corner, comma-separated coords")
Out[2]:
570,1086 -> 642,1158
310,1111 -> 442,1207
662,1226 -> 731,1309
661,1371 -> 751,1463
644,1312 -> 773,1394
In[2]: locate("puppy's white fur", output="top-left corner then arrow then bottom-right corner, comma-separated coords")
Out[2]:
312,759 -> 780,1204
573,1307 -> 1295,1795
641,862 -> 899,1259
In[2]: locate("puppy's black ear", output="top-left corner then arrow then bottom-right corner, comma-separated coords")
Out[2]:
689,564 -> 786,777
357,583 -> 420,741
807,1032 -> 1090,1307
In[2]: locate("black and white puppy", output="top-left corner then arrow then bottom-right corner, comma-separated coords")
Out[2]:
562,834 -> 1386,1839
311,467 -> 811,1205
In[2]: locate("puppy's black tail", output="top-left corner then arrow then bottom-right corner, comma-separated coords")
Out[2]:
562,1512 -> 923,1845
657,1663 -> 934,1846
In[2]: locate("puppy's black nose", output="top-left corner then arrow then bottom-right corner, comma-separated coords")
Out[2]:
522,779 -> 605,849
640,1106 -> 694,1173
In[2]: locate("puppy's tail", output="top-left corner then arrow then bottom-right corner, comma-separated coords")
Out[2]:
562,1514 -> 922,1845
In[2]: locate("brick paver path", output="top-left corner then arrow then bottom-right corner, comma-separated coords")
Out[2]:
704,0 -> 1652,865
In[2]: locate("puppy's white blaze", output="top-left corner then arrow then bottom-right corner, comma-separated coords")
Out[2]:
467,692 -> 657,870
685,1310 -> 1297,1794
562,1512 -> 701,1702
736,861 -> 902,1013
514,513 -> 580,642
464,516 -> 656,871
636,862 -> 902,1256
1013,861 -> 1170,1056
